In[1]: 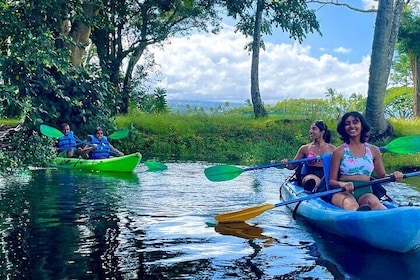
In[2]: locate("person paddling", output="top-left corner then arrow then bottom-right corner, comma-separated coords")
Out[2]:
57,123 -> 91,158
281,120 -> 336,192
88,127 -> 124,159
328,112 -> 404,211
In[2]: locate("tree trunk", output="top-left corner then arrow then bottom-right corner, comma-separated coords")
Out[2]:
365,0 -> 404,137
69,2 -> 100,67
120,45 -> 146,114
250,0 -> 268,118
413,54 -> 420,116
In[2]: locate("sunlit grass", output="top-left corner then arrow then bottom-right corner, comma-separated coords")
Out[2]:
115,111 -> 420,171
0,118 -> 21,126
390,118 -> 420,136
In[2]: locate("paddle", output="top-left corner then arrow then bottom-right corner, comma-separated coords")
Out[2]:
379,136 -> 420,154
204,155 -> 324,182
144,160 -> 168,171
109,128 -> 129,140
215,170 -> 420,223
40,124 -> 130,141
204,136 -> 420,182
40,125 -> 167,171
40,124 -> 64,139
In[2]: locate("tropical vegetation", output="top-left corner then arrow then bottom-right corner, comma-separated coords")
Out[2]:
1,0 -> 420,175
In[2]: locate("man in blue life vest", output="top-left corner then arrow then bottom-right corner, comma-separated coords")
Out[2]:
88,127 -> 124,159
57,123 -> 91,158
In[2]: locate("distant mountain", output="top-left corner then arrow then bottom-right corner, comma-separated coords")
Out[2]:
167,99 -> 244,114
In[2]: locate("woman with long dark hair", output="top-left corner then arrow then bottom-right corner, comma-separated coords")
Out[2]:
328,112 -> 404,210
282,120 -> 336,191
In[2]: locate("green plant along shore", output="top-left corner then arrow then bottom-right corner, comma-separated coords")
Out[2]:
115,111 -> 420,172
1,109 -> 420,175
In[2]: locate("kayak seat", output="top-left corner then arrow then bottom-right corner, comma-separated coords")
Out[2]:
319,153 -> 333,201
300,153 -> 333,194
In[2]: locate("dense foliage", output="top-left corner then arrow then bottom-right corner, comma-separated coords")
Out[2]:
0,1 -> 116,131
0,1 -> 418,174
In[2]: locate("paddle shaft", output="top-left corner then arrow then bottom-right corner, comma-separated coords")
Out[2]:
215,171 -> 420,223
274,171 -> 420,207
243,155 -> 322,172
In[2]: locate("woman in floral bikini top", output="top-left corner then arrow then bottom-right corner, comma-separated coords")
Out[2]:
340,142 -> 374,176
328,112 -> 404,211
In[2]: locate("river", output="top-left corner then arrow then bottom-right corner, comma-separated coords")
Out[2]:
0,162 -> 419,279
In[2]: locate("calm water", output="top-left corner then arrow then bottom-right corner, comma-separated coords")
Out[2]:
0,163 -> 419,279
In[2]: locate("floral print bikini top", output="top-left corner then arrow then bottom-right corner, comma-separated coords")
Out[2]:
340,143 -> 374,176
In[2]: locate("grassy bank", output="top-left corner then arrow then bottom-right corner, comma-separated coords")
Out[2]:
2,112 -> 419,172
115,111 -> 420,171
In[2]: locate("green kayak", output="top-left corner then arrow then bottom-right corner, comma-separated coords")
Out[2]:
54,152 -> 142,173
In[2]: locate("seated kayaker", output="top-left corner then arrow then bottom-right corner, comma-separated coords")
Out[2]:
57,123 -> 91,158
328,112 -> 404,211
281,120 -> 336,192
88,127 -> 124,159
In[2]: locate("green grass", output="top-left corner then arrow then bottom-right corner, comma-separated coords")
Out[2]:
114,111 -> 420,171
3,112 -> 419,172
0,118 -> 21,126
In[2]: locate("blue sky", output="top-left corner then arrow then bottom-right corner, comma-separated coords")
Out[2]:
147,0 -> 378,104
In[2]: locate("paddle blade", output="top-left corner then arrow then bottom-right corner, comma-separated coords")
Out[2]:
144,161 -> 168,171
215,222 -> 265,240
215,204 -> 274,223
382,136 -> 420,154
204,165 -> 244,182
109,128 -> 129,140
40,124 -> 64,139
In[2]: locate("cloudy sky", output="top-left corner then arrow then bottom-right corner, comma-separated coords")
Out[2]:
147,0 -> 378,104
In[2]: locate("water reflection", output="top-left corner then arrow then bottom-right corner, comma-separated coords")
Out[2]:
0,164 -> 418,279
307,224 -> 420,280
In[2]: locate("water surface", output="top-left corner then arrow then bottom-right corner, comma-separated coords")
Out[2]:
0,163 -> 419,279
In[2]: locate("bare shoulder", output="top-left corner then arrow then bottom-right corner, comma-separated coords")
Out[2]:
298,143 -> 310,153
333,145 -> 344,156
367,143 -> 381,156
327,143 -> 337,151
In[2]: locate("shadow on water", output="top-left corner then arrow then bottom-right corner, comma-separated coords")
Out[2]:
304,222 -> 420,280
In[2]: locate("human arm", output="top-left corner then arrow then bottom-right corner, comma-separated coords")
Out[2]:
281,145 -> 307,170
371,144 -> 404,181
110,144 -> 124,156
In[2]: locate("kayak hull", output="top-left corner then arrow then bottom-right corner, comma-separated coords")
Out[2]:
280,181 -> 420,253
54,152 -> 142,173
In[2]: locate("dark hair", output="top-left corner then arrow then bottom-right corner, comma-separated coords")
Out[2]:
60,123 -> 70,130
314,120 -> 331,143
336,111 -> 370,143
95,127 -> 103,134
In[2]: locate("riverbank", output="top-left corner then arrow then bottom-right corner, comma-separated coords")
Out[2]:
1,113 -> 419,173
115,112 -> 420,172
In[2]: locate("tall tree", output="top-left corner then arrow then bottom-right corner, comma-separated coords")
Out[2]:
225,0 -> 320,118
365,0 -> 405,137
91,0 -> 221,113
397,3 -> 420,116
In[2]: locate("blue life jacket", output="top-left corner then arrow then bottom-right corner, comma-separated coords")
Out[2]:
57,131 -> 77,153
88,135 -> 111,159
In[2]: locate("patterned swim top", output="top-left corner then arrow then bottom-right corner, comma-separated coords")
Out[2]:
306,150 -> 321,165
340,143 -> 374,176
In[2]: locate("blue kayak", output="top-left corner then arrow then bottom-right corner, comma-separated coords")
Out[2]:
279,179 -> 420,253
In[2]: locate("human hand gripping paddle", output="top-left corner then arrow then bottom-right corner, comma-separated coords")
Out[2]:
40,124 -> 167,171
214,171 -> 420,223
204,136 -> 420,182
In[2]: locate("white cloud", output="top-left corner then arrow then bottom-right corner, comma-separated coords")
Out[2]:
362,0 -> 378,10
147,24 -> 371,104
333,46 -> 352,54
